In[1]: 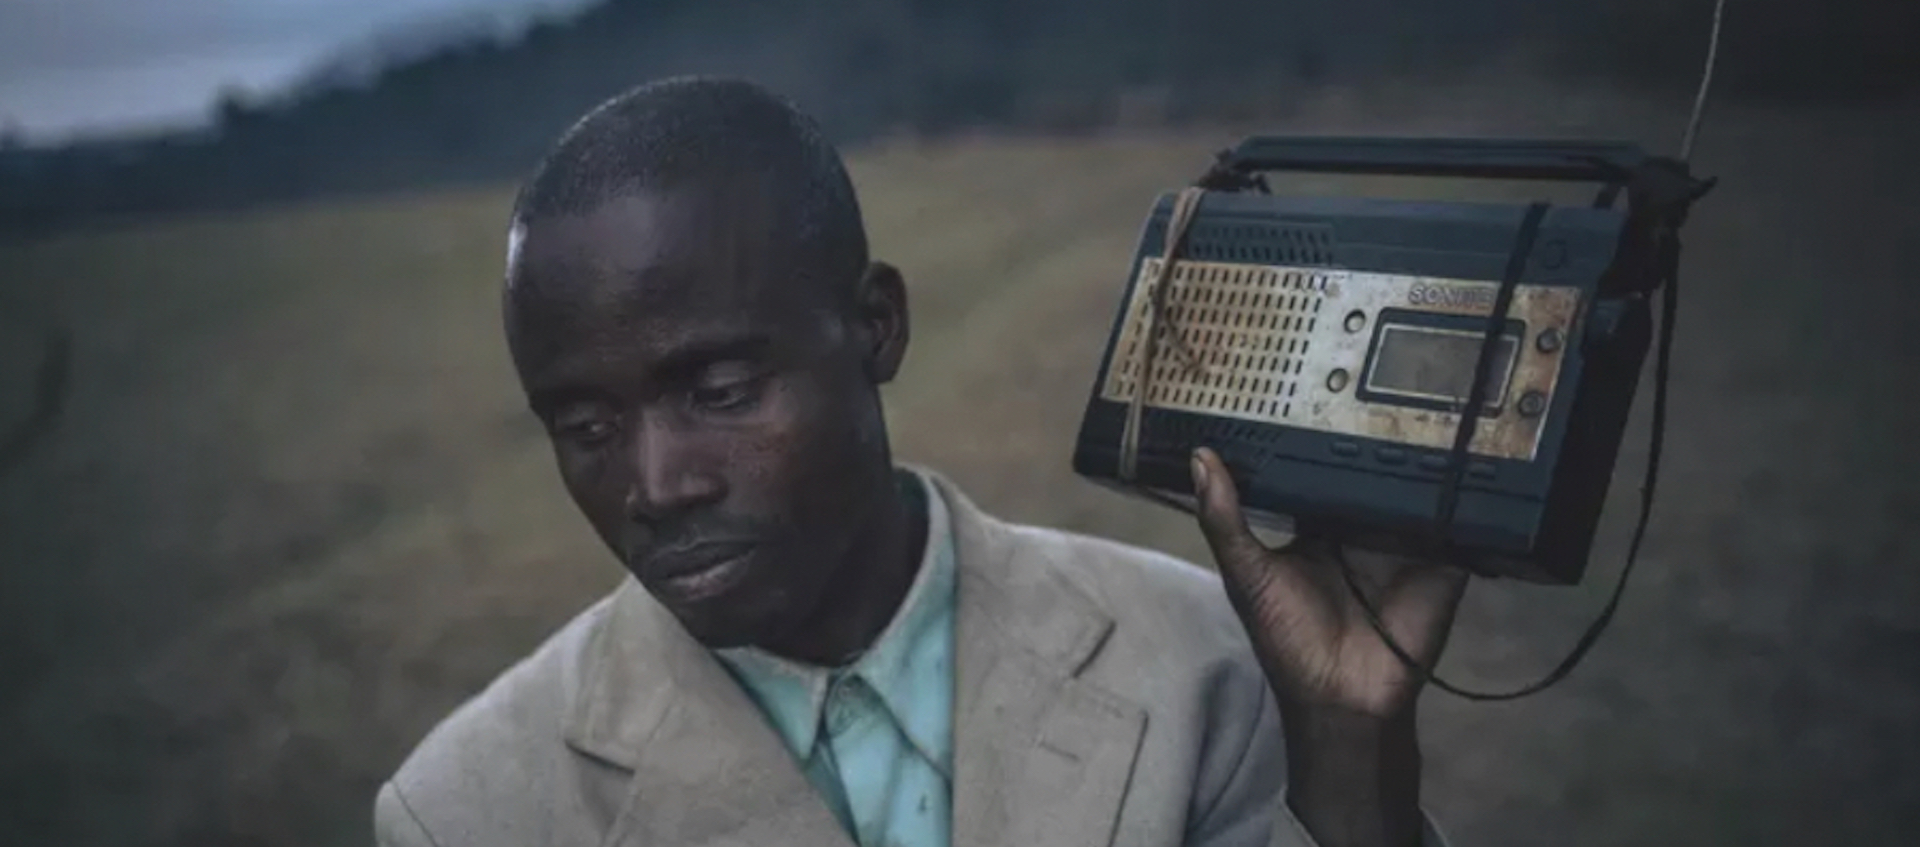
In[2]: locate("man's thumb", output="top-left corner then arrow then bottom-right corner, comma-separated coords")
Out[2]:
1190,448 -> 1265,580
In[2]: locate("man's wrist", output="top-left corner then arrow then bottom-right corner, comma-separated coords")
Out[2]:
1279,700 -> 1425,847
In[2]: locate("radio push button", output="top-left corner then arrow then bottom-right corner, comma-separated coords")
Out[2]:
1413,455 -> 1498,478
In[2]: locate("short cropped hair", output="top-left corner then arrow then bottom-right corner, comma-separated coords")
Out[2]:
511,76 -> 868,301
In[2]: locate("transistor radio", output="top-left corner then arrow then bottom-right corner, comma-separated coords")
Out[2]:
1071,137 -> 1715,586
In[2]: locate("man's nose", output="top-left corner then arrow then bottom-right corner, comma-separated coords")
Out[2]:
624,413 -> 725,520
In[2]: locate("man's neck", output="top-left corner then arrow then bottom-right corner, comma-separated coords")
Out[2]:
761,470 -> 929,668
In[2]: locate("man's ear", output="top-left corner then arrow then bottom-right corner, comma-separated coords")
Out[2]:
854,260 -> 910,384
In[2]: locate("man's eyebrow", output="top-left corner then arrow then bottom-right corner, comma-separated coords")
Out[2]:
525,330 -> 776,412
652,331 -> 775,378
525,383 -> 605,416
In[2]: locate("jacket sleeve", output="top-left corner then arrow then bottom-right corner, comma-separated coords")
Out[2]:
1184,682 -> 1454,847
374,780 -> 444,847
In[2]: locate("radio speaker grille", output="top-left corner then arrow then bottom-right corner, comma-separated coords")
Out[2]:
1103,259 -> 1330,423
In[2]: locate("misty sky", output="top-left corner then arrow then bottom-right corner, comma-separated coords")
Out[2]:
0,0 -> 594,141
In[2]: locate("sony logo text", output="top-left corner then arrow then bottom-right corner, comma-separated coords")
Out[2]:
1407,282 -> 1497,312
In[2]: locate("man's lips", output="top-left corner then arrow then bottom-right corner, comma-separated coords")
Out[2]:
635,540 -> 757,587
655,552 -> 752,602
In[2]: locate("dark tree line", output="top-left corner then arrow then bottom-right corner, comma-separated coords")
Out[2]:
1,0 -> 1910,237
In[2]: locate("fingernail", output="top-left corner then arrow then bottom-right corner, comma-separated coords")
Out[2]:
1191,451 -> 1209,489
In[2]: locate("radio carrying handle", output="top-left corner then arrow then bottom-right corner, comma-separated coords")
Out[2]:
1194,136 -> 1717,297
1200,136 -> 1650,185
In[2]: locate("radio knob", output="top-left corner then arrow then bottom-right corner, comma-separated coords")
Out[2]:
1517,391 -> 1549,417
1536,327 -> 1565,353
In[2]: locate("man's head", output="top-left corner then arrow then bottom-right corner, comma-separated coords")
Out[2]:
502,77 -> 911,650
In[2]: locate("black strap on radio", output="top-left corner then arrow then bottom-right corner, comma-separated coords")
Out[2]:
1335,160 -> 1712,701
1430,202 -> 1549,542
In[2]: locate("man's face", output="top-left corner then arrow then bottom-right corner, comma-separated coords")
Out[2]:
503,182 -> 902,648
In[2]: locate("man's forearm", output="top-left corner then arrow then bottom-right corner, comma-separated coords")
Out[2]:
1281,702 -> 1425,847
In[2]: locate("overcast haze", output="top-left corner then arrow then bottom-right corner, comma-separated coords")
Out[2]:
0,0 -> 592,141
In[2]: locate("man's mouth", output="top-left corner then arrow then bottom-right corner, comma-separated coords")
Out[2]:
637,541 -> 757,601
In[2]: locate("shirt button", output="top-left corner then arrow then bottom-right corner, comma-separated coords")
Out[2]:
826,677 -> 881,737
825,680 -> 856,735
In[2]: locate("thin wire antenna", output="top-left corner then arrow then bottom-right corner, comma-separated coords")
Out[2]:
1330,0 -> 1728,702
1680,0 -> 1729,161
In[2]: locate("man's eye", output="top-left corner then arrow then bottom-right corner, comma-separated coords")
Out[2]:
689,375 -> 765,413
552,412 -> 619,445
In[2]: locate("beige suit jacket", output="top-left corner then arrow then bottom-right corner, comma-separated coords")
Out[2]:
375,469 -> 1445,847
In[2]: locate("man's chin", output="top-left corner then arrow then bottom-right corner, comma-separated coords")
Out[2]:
648,594 -> 774,650
673,613 -> 759,649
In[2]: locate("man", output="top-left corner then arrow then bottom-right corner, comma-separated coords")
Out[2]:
375,76 -> 1471,847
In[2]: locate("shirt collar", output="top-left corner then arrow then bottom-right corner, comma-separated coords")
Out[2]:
713,470 -> 957,773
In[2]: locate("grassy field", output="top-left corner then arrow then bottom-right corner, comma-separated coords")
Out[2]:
2,81 -> 1917,846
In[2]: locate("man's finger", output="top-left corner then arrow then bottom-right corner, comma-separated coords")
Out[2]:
1390,560 -> 1472,644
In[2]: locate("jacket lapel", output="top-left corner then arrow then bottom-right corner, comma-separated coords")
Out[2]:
929,472 -> 1149,847
567,468 -> 1148,847
567,581 -> 855,847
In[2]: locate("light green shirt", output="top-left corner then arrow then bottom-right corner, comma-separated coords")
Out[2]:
713,473 -> 956,847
